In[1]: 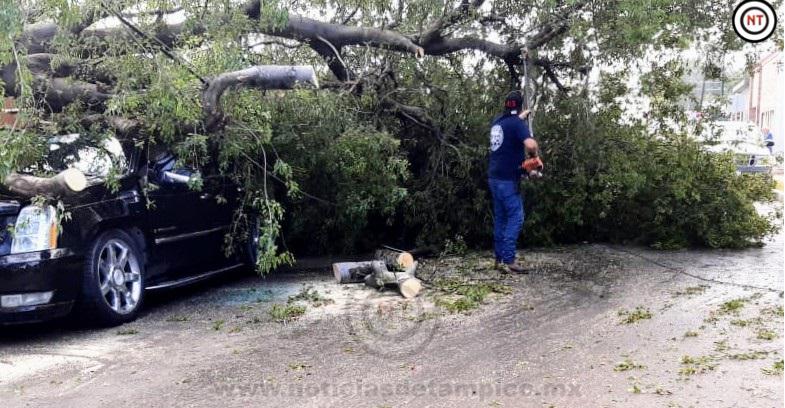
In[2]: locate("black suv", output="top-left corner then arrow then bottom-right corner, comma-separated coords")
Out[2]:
0,135 -> 255,325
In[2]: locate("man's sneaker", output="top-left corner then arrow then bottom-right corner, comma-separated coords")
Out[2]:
504,262 -> 530,274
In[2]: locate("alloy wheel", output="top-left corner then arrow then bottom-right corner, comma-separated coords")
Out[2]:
97,239 -> 142,314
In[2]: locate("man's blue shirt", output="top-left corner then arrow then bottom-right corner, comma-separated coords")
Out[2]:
488,114 -> 531,180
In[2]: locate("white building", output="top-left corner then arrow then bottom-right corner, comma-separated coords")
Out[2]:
728,80 -> 749,122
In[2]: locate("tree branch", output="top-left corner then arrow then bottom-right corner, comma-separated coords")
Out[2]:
201,65 -> 318,131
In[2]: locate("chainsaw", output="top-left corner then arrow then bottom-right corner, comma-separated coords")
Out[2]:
521,156 -> 543,179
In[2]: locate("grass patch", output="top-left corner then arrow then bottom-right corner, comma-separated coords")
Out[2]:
755,329 -> 777,341
683,330 -> 699,338
269,304 -> 306,322
729,318 -> 758,327
673,285 -> 709,297
761,359 -> 784,375
761,306 -> 784,317
679,355 -> 717,376
166,315 -> 188,322
288,287 -> 334,307
116,328 -> 139,335
436,297 -> 480,314
718,298 -> 746,314
713,340 -> 729,352
728,351 -> 769,360
618,307 -> 653,324
614,358 -> 646,372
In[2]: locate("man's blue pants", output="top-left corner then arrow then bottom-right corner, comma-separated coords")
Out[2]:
488,179 -> 524,264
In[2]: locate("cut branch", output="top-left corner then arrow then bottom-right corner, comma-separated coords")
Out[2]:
3,169 -> 88,198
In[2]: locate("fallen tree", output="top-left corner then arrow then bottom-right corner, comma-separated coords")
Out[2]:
1,0 -> 775,274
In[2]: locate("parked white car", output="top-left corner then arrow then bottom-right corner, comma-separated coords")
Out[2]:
700,121 -> 773,174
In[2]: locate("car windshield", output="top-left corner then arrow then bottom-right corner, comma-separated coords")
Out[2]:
46,134 -> 127,177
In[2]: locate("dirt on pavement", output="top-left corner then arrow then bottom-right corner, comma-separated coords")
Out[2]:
1,229 -> 783,408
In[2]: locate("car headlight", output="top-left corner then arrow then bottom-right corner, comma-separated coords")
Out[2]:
10,205 -> 58,254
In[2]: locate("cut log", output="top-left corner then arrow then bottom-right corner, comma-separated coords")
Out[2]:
362,260 -> 421,298
374,248 -> 415,271
3,168 -> 87,198
333,261 -> 376,283
398,277 -> 422,299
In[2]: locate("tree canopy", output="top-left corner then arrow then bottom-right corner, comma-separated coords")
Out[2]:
1,0 -> 780,272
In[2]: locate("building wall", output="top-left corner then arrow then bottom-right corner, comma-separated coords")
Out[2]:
2,97 -> 17,127
729,86 -> 748,121
748,52 -> 783,153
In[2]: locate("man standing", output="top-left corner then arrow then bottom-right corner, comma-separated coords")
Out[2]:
488,91 -> 539,273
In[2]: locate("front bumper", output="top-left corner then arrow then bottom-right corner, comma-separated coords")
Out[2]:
0,249 -> 82,324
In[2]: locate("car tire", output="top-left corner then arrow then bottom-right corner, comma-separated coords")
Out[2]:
79,229 -> 146,326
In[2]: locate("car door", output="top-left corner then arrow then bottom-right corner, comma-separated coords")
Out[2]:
144,152 -> 223,279
191,173 -> 237,267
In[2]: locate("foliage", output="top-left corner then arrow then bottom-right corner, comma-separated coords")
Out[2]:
0,0 -> 781,273
433,277 -> 511,314
679,354 -> 718,376
268,303 -> 306,323
614,358 -> 646,372
287,287 -> 334,307
618,306 -> 653,324
762,359 -> 784,376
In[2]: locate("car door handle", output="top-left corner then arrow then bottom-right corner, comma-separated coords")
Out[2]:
200,193 -> 212,200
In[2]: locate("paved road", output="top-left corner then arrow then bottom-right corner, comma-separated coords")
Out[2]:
1,228 -> 783,407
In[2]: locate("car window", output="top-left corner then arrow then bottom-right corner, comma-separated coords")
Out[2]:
147,150 -> 197,186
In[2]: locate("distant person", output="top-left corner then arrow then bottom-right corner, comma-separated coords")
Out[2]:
763,128 -> 774,154
487,91 -> 539,273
